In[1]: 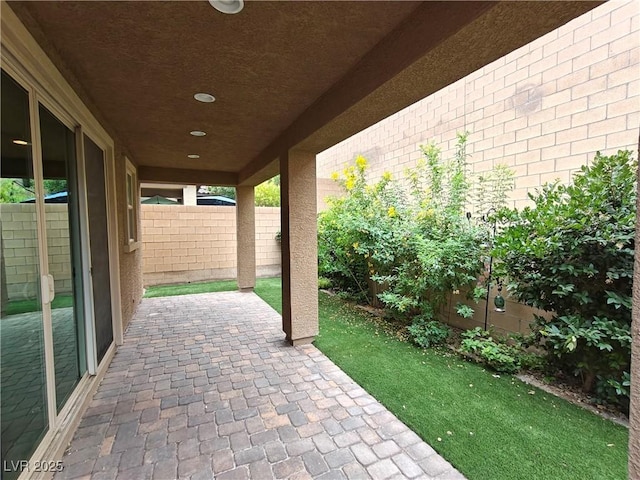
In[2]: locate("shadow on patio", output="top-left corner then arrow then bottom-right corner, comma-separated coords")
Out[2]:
54,292 -> 464,480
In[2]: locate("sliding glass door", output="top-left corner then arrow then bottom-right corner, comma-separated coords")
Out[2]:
1,68 -> 105,477
1,70 -> 49,479
39,104 -> 85,412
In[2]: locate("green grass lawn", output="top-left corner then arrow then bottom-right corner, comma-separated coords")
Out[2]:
150,277 -> 629,479
3,294 -> 73,315
144,279 -> 238,298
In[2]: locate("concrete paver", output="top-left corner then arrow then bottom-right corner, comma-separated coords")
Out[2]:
55,291 -> 465,479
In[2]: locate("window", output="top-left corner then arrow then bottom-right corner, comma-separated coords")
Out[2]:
124,157 -> 139,252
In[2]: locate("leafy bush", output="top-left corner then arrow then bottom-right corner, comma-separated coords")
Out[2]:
255,176 -> 280,206
319,133 -> 515,330
318,155 -> 406,299
595,371 -> 631,412
318,277 -> 333,289
373,134 -> 511,321
407,317 -> 451,348
493,150 -> 636,396
455,302 -> 475,319
460,328 -> 521,374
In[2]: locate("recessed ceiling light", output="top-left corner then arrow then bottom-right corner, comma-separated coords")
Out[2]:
12,139 -> 28,145
194,93 -> 215,103
190,131 -> 206,137
209,0 -> 244,14
188,154 -> 200,159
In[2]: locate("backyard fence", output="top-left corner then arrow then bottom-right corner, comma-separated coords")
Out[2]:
141,205 -> 281,286
1,204 -> 72,301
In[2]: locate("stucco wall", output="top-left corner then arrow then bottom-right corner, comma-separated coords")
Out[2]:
115,149 -> 143,329
317,0 -> 639,209
141,205 -> 281,286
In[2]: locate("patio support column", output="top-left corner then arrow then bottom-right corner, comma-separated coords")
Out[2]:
236,186 -> 256,292
630,142 -> 640,476
280,149 -> 318,345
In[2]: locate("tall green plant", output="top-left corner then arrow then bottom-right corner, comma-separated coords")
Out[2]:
473,164 -> 515,217
255,176 -> 280,207
493,150 -> 636,398
377,133 -> 485,319
319,133 -> 517,348
318,157 -> 405,300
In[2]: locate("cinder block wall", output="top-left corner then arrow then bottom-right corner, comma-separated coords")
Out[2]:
317,0 -> 639,210
141,205 -> 281,286
1,204 -> 72,300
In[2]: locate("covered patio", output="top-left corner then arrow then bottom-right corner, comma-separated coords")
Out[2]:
5,1 -> 639,478
55,291 -> 462,480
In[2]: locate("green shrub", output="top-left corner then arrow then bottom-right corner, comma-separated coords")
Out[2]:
595,371 -> 631,412
318,155 -> 408,299
318,277 -> 333,289
318,133 -> 513,325
493,150 -> 636,397
407,317 -> 451,348
460,328 -> 521,374
255,176 -> 280,206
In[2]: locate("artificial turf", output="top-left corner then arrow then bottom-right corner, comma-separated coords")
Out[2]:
3,294 -> 73,315
144,279 -> 238,298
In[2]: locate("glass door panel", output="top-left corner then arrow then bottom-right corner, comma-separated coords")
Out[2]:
0,70 -> 48,478
39,104 -> 84,412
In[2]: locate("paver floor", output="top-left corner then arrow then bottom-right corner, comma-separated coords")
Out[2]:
55,292 -> 466,480
2,307 -> 81,469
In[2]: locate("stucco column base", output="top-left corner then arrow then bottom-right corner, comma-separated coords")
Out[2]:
280,149 -> 319,344
239,287 -> 254,293
289,336 -> 315,346
236,186 -> 256,291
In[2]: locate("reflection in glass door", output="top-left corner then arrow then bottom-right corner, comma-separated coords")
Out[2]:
0,70 -> 49,478
39,104 -> 85,411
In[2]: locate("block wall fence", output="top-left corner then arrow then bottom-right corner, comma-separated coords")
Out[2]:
1,204 -> 72,301
141,205 -> 281,286
316,0 -> 639,210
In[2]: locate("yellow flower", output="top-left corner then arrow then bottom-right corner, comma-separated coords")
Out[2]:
353,242 -> 359,249
382,171 -> 392,181
330,171 -> 339,181
387,206 -> 396,218
355,155 -> 367,170
345,178 -> 355,190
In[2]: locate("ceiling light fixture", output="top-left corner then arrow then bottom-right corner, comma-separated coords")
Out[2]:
12,139 -> 28,145
194,93 -> 215,103
209,0 -> 244,14
188,154 -> 200,159
190,130 -> 206,137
